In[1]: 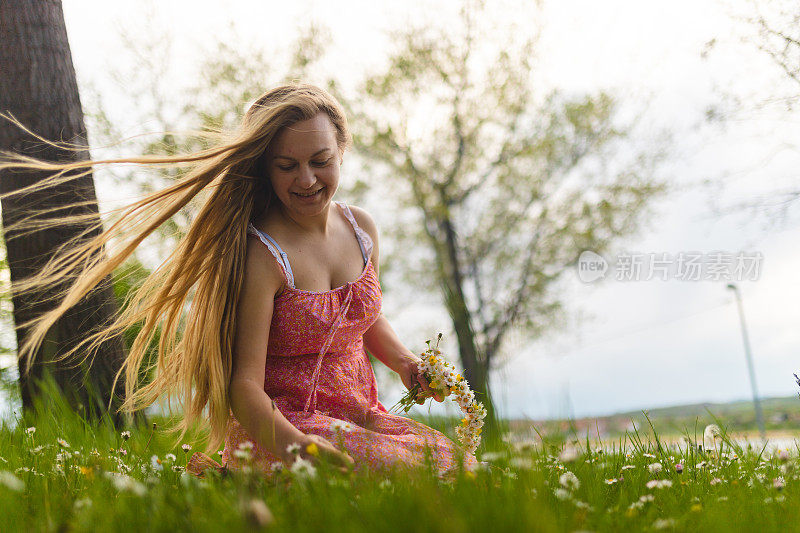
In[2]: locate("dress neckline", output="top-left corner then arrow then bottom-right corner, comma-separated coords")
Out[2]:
276,257 -> 374,300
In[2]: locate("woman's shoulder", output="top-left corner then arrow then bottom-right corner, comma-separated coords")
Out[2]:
344,204 -> 378,243
244,231 -> 288,299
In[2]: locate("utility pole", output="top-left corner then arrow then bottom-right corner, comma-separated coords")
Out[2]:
726,283 -> 765,441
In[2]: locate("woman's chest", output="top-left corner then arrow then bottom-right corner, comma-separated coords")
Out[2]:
273,225 -> 367,294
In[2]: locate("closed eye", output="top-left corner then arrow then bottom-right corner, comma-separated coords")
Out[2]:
276,158 -> 332,171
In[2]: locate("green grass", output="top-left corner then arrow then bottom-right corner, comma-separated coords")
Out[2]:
1,390 -> 798,532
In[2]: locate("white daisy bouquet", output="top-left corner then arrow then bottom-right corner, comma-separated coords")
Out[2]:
390,333 -> 487,455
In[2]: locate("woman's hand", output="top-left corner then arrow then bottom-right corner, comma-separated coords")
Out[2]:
395,352 -> 445,403
299,434 -> 354,469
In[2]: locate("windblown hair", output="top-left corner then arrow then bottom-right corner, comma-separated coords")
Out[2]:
0,82 -> 352,455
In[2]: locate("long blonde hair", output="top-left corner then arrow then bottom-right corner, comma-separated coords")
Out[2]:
0,82 -> 352,454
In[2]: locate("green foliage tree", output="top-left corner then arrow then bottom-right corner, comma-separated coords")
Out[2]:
338,2 -> 668,436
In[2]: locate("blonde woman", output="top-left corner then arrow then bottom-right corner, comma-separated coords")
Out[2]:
1,83 -> 477,478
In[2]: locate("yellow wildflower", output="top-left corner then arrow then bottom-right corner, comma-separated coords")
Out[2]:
305,442 -> 319,457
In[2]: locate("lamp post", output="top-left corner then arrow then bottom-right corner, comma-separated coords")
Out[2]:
726,283 -> 765,441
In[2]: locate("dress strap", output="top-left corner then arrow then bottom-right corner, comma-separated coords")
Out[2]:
303,283 -> 354,414
336,201 -> 374,266
246,222 -> 295,288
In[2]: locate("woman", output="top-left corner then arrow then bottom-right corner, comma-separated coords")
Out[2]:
1,83 -> 477,478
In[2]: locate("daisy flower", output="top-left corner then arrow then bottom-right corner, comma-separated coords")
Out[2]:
286,443 -> 301,455
290,457 -> 316,479
559,471 -> 580,490
329,420 -> 354,433
150,455 -> 164,472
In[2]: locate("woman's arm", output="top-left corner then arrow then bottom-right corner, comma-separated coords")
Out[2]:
350,206 -> 443,402
229,238 -> 307,463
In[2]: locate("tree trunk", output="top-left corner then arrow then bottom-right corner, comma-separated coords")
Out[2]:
435,213 -> 502,442
0,0 -> 128,426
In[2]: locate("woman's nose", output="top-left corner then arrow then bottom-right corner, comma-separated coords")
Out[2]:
296,163 -> 317,187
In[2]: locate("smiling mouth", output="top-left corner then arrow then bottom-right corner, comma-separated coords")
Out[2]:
293,187 -> 325,198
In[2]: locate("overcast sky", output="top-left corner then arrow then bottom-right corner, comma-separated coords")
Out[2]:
4,0 -> 794,422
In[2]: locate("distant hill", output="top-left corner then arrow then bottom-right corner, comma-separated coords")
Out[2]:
508,395 -> 800,438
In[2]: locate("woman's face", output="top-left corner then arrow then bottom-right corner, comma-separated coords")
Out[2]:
267,112 -> 342,216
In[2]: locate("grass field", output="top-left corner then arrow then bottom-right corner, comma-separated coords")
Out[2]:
2,389 -> 799,533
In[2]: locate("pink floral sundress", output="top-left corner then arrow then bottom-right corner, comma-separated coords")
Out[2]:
187,200 -> 476,478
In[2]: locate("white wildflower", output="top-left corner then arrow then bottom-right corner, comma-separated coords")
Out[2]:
703,424 -> 721,451
559,471 -> 580,490
646,479 -> 673,489
329,419 -> 354,433
57,438 -> 70,448
648,462 -> 663,474
553,488 -> 571,500
181,444 -> 192,453
25,427 -> 36,436
73,497 -> 92,510
150,455 -> 164,472
106,472 -> 147,496
653,518 -> 675,530
120,431 -> 131,440
164,453 -> 176,463
289,457 -> 316,479
480,451 -> 504,462
243,498 -> 274,528
0,471 -> 25,492
233,449 -> 252,461
286,443 -> 301,455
